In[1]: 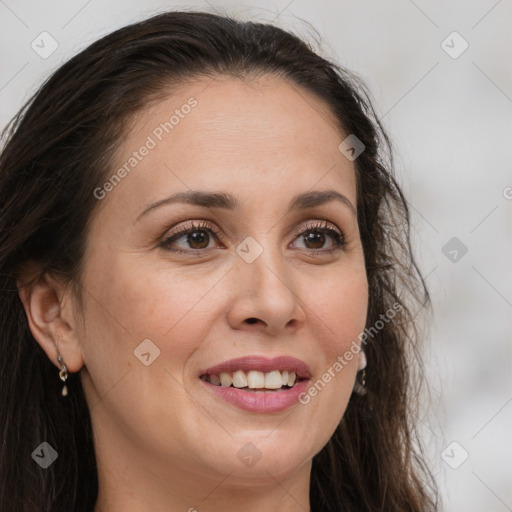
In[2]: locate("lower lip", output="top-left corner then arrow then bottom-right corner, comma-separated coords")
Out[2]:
200,378 -> 310,413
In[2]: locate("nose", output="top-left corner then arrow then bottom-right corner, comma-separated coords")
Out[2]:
226,239 -> 306,336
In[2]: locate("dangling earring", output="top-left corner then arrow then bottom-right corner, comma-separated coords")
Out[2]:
57,354 -> 69,397
353,349 -> 367,396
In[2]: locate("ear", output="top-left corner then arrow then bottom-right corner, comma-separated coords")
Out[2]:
17,264 -> 84,373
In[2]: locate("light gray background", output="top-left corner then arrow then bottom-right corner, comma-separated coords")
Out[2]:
1,1 -> 511,510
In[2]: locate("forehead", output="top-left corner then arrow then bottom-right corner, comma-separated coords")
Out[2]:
100,75 -> 356,217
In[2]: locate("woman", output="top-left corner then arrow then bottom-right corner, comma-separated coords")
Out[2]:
0,10 -> 438,511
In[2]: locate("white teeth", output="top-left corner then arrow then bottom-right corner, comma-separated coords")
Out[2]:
232,370 -> 248,388
206,370 -> 298,389
247,370 -> 265,389
264,370 -> 283,389
219,372 -> 232,387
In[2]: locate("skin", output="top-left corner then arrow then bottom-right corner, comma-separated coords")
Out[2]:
19,75 -> 368,512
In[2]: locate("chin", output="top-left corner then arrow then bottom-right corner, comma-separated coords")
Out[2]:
198,432 -> 318,483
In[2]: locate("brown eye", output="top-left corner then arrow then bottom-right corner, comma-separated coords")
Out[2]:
160,221 -> 222,253
291,220 -> 346,253
302,231 -> 327,250
184,230 -> 211,249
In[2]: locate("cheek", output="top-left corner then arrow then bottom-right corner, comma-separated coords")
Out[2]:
89,253 -> 207,327
302,267 -> 367,398
308,268 -> 368,354
85,252 -> 368,369
78,258 -> 224,423
83,256 -> 226,369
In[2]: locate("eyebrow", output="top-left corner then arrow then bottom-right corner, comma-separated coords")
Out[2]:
136,189 -> 356,222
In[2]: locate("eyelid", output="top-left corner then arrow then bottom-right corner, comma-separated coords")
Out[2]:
162,219 -> 221,240
291,219 -> 343,239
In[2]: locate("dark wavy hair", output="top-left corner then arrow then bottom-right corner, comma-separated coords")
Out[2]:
0,10 -> 438,511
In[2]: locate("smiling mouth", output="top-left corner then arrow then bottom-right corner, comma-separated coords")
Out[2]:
200,369 -> 305,392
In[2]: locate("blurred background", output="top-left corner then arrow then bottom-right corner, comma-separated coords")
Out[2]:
1,1 -> 510,510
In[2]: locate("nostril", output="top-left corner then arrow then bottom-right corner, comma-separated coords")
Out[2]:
246,318 -> 258,324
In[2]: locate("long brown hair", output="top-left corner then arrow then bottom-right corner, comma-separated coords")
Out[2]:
0,11 -> 438,511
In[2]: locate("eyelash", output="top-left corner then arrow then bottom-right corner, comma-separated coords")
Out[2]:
159,219 -> 346,255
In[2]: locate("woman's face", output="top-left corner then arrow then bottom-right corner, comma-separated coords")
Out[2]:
76,75 -> 368,495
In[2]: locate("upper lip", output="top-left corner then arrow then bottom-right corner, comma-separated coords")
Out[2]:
200,355 -> 311,380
